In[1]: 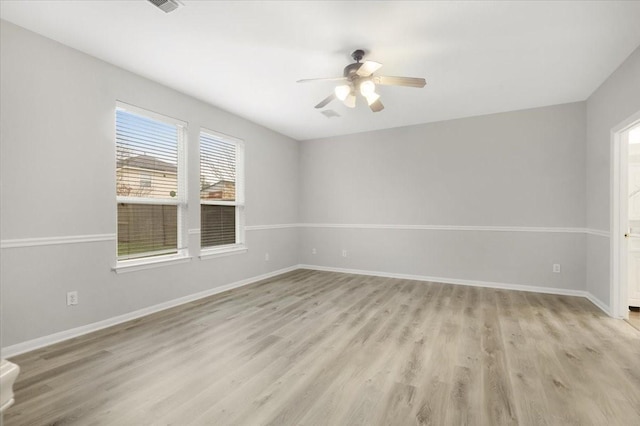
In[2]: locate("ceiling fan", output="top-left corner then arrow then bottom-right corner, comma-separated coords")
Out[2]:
297,49 -> 426,113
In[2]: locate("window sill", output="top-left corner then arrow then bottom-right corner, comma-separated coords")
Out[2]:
113,255 -> 192,274
199,244 -> 247,260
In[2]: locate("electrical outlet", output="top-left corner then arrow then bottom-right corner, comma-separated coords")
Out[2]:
265,253 -> 270,261
342,249 -> 347,257
312,248 -> 317,255
67,291 -> 78,306
553,264 -> 561,273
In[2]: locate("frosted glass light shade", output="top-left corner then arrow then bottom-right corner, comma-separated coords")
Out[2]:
360,80 -> 376,97
344,94 -> 356,108
335,85 -> 351,101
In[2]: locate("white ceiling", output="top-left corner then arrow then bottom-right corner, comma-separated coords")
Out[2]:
1,1 -> 640,141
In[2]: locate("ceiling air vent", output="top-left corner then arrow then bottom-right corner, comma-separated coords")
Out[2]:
147,0 -> 182,13
321,110 -> 341,119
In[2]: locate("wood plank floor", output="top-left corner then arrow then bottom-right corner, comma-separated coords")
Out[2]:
5,270 -> 640,425
628,310 -> 640,331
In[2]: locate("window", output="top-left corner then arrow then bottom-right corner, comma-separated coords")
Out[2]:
115,104 -> 187,262
139,172 -> 152,188
200,130 -> 244,253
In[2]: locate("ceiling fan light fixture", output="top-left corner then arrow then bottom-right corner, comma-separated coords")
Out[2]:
335,85 -> 351,101
299,48 -> 425,113
359,80 -> 376,97
365,92 -> 380,106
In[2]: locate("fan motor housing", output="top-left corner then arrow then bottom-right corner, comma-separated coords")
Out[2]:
343,63 -> 363,79
343,49 -> 368,79
351,49 -> 365,62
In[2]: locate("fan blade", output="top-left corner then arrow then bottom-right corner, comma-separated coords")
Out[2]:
343,93 -> 356,108
315,93 -> 336,109
369,98 -> 384,112
297,77 -> 347,83
356,61 -> 382,77
373,76 -> 426,88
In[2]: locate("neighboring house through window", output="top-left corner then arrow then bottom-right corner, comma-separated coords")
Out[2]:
200,129 -> 244,252
115,103 -> 186,262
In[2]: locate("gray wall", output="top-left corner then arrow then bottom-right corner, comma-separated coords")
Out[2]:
0,22 -> 300,348
299,103 -> 587,290
2,18 -> 637,351
585,47 -> 640,306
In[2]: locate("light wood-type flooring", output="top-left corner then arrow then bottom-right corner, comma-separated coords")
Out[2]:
628,310 -> 640,331
5,270 -> 640,425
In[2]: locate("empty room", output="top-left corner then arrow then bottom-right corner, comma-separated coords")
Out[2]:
1,1 -> 640,425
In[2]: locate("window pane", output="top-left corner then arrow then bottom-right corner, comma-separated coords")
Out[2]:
116,109 -> 179,200
201,205 -> 236,248
118,204 -> 177,259
200,133 -> 236,202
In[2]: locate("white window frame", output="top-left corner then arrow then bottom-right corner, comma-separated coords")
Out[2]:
199,128 -> 246,259
114,102 -> 189,272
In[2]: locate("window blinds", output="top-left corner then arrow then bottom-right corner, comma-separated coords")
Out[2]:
116,107 -> 183,260
200,133 -> 236,202
200,132 -> 238,248
201,205 -> 236,247
116,109 -> 179,200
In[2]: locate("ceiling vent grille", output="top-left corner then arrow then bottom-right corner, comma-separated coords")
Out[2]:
147,0 -> 182,13
321,110 -> 341,118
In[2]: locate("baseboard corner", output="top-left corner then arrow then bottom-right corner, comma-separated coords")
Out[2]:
584,292 -> 612,316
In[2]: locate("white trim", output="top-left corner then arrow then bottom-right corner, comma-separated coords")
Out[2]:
1,265 -> 299,358
0,234 -> 116,249
245,224 -> 299,231
585,228 -> 610,238
199,244 -> 248,260
115,197 -> 181,206
299,264 -> 611,315
610,110 -> 640,319
299,223 -> 587,233
113,255 -> 192,274
0,225 -> 605,249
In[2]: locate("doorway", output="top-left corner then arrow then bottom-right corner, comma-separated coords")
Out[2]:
611,111 -> 640,322
625,123 -> 640,328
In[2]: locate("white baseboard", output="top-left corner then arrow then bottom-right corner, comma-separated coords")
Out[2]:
1,265 -> 299,359
299,264 -> 612,316
299,264 -> 587,296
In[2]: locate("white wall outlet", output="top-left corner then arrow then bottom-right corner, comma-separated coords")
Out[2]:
342,249 -> 347,257
553,264 -> 561,273
265,253 -> 270,261
312,248 -> 317,255
67,291 -> 78,306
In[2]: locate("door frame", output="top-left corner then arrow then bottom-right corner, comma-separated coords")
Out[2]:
611,110 -> 640,319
